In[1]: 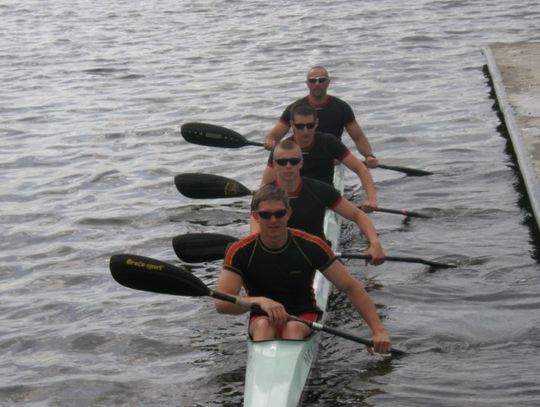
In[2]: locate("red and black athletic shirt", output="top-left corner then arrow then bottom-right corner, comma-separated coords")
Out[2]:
224,229 -> 337,316
279,95 -> 356,140
277,177 -> 342,240
268,131 -> 351,185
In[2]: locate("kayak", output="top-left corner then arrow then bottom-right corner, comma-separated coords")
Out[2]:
243,165 -> 345,407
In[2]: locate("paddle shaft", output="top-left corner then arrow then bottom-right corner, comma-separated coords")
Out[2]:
172,233 -> 456,268
212,292 -> 405,355
337,252 -> 455,268
372,207 -> 431,219
110,254 -> 406,355
181,122 -> 431,176
175,173 -> 431,220
375,163 -> 432,176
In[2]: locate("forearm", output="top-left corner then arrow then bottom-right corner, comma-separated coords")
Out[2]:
357,165 -> 377,203
353,134 -> 374,158
215,294 -> 265,315
260,165 -> 276,186
354,211 -> 380,244
215,297 -> 251,315
263,121 -> 290,149
345,284 -> 387,336
347,122 -> 374,158
343,155 -> 377,203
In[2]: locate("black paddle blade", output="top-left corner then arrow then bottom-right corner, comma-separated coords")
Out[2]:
376,163 -> 433,176
181,122 -> 251,148
173,233 -> 237,262
109,254 -> 209,297
174,173 -> 252,199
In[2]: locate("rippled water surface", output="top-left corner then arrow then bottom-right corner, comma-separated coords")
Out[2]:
2,1 -> 540,406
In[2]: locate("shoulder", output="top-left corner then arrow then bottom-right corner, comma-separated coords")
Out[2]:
302,176 -> 340,195
284,96 -> 309,111
290,228 -> 334,255
327,95 -> 350,106
224,233 -> 257,262
315,131 -> 349,150
327,95 -> 354,116
316,131 -> 345,144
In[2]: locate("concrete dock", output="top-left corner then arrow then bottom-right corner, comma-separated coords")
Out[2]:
483,42 -> 540,233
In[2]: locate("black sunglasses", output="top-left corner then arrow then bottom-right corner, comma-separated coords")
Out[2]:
257,209 -> 288,219
274,157 -> 302,166
307,76 -> 328,84
292,122 -> 316,130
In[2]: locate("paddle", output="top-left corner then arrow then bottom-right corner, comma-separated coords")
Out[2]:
373,207 -> 431,219
174,173 -> 431,218
375,163 -> 432,177
110,253 -> 406,355
180,122 -> 432,176
172,233 -> 457,269
174,173 -> 252,199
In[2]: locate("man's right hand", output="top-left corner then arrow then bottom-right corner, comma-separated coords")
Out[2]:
255,297 -> 288,326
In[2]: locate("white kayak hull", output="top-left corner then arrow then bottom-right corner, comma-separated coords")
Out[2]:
244,335 -> 320,407
243,166 -> 344,407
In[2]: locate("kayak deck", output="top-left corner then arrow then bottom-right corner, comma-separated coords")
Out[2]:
243,165 -> 345,407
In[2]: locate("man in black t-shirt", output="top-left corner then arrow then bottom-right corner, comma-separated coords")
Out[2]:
253,140 -> 384,257
214,184 -> 392,354
261,103 -> 378,211
263,65 -> 378,168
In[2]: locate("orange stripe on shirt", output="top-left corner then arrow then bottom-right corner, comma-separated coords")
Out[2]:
289,228 -> 335,258
224,233 -> 257,265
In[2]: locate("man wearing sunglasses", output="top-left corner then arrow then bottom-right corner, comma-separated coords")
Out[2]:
263,65 -> 378,169
215,184 -> 391,351
253,140 -> 384,263
261,102 -> 377,212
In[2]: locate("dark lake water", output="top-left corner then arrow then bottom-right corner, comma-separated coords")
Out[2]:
2,1 -> 540,406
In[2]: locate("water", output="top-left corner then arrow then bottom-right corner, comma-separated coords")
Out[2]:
2,1 -> 540,406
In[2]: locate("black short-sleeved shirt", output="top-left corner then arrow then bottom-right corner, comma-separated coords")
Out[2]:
279,176 -> 342,240
268,131 -> 350,185
224,228 -> 337,316
279,95 -> 356,140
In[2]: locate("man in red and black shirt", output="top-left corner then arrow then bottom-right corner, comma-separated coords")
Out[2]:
214,184 -> 391,354
261,103 -> 377,211
254,140 -> 384,257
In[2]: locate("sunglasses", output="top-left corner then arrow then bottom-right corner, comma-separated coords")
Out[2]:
307,76 -> 328,84
292,122 -> 316,130
274,157 -> 302,166
257,209 -> 288,219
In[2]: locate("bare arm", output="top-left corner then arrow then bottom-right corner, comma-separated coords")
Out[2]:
346,120 -> 378,168
332,199 -> 385,265
341,153 -> 378,212
260,164 -> 276,186
324,261 -> 391,353
215,269 -> 288,326
263,121 -> 290,150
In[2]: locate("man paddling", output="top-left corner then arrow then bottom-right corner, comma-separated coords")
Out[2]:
263,65 -> 378,169
215,184 -> 392,353
254,140 -> 384,264
261,102 -> 378,211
